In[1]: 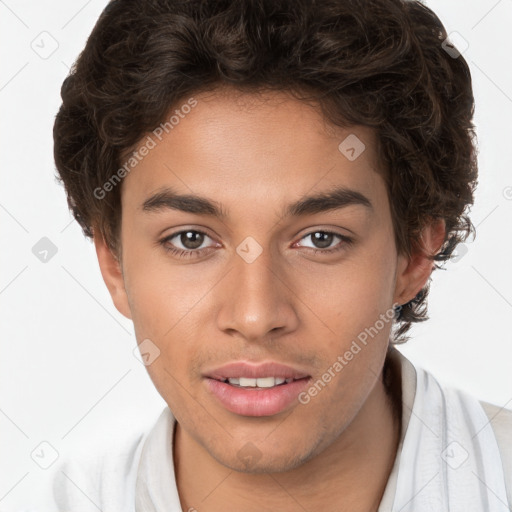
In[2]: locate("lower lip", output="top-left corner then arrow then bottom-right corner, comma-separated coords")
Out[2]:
205,377 -> 311,417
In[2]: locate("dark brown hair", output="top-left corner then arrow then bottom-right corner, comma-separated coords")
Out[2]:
53,0 -> 478,343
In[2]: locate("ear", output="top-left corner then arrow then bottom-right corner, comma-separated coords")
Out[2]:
94,234 -> 132,320
393,218 -> 446,307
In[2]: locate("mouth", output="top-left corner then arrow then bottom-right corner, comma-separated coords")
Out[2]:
203,362 -> 312,416
210,376 -> 308,389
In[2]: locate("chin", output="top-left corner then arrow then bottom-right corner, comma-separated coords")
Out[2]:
208,440 -> 319,474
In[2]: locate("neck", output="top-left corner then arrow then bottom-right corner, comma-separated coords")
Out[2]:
174,354 -> 401,512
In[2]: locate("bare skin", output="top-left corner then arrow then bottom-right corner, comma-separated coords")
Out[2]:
95,86 -> 445,511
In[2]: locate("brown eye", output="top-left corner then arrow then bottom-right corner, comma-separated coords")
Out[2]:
295,230 -> 353,254
179,231 -> 205,250
160,229 -> 218,259
310,231 -> 335,249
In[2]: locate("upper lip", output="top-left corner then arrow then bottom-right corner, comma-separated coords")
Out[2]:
204,361 -> 310,381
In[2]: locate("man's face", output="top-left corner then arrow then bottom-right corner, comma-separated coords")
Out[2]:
115,88 -> 406,472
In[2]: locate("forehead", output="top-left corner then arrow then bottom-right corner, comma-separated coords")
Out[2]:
120,87 -> 384,215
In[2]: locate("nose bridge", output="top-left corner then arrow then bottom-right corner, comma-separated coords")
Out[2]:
217,240 -> 296,340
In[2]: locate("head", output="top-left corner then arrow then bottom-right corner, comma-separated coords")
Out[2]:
54,0 -> 477,472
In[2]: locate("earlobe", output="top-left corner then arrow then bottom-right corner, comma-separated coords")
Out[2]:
93,234 -> 132,320
393,218 -> 446,307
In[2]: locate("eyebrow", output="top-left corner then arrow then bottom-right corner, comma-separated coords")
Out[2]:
141,185 -> 373,218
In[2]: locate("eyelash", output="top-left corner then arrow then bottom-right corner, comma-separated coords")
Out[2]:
159,229 -> 353,259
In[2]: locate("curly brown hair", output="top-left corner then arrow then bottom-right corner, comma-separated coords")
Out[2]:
53,0 -> 478,344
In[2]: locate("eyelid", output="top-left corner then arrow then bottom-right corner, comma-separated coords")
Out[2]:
163,228 -> 219,248
293,229 -> 353,249
160,227 -> 353,258
300,221 -> 358,238
162,227 -> 348,243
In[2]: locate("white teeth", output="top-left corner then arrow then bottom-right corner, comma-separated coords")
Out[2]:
226,377 -> 291,388
239,377 -> 257,387
255,377 -> 276,388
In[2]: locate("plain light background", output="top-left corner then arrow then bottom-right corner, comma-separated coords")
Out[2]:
1,0 -> 511,509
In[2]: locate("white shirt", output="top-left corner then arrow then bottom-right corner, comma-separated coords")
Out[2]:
31,347 -> 512,511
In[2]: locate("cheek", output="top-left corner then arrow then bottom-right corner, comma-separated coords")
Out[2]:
296,248 -> 396,340
347,237 -> 397,315
295,313 -> 391,447
292,244 -> 396,413
122,241 -> 215,339
126,278 -> 204,420
121,250 -> 208,401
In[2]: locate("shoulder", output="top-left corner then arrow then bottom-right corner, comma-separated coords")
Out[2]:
41,423 -> 152,511
459,397 -> 512,507
479,400 -> 512,482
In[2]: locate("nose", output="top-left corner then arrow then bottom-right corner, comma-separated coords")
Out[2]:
216,246 -> 299,342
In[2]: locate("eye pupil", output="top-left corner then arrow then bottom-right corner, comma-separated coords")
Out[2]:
181,231 -> 204,249
312,231 -> 334,249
